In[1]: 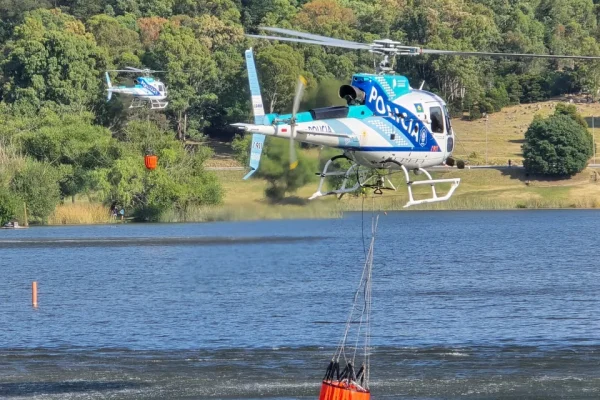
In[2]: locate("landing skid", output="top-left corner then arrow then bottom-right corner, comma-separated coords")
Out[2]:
309,156 -> 460,208
129,97 -> 169,110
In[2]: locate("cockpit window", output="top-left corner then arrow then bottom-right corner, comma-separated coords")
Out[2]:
430,106 -> 444,133
158,84 -> 164,92
444,106 -> 452,135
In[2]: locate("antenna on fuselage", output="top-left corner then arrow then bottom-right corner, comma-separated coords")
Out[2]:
419,81 -> 425,90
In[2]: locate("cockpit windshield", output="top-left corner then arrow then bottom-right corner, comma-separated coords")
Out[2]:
430,106 -> 444,133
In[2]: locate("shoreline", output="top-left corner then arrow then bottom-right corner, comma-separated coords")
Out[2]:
11,166 -> 600,226
23,203 -> 600,227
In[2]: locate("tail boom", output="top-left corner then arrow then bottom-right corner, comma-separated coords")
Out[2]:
232,123 -> 350,148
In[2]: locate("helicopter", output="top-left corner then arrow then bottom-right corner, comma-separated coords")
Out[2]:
105,67 -> 168,110
233,27 -> 600,208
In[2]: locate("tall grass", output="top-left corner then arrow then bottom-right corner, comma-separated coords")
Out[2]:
0,138 -> 26,187
48,203 -> 113,225
158,202 -> 344,223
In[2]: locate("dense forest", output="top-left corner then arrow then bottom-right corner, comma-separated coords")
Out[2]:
1,0 -> 600,223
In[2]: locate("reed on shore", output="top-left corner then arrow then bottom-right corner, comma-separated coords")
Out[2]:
48,203 -> 113,225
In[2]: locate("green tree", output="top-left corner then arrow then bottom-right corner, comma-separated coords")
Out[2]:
0,0 -> 51,40
254,44 -> 305,113
86,14 -> 142,64
173,0 -> 241,22
0,190 -> 20,226
553,103 -> 588,129
146,23 -> 219,136
241,0 -> 297,27
93,120 -> 222,221
0,9 -> 108,109
10,160 -> 61,223
294,0 -> 356,39
17,110 -> 119,200
255,137 -> 317,202
522,106 -> 593,176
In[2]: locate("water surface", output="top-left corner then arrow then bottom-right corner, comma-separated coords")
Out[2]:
1,210 -> 599,398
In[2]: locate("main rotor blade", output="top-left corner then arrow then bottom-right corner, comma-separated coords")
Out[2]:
292,75 -> 306,116
420,48 -> 600,59
259,27 -> 365,47
246,34 -> 371,50
108,69 -> 167,73
289,124 -> 298,170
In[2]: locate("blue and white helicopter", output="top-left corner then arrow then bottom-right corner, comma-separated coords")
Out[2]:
105,67 -> 168,110
233,27 -> 600,207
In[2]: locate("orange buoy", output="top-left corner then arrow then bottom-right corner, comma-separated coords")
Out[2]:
144,154 -> 158,170
32,281 -> 38,308
319,380 -> 370,400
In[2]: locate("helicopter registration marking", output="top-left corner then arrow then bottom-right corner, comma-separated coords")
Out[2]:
306,124 -> 333,133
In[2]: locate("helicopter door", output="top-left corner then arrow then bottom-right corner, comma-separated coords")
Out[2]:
429,106 -> 445,134
158,84 -> 165,94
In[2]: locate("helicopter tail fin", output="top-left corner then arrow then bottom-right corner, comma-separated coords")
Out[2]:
105,72 -> 113,101
242,48 -> 266,180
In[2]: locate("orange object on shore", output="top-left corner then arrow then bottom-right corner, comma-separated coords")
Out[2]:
144,154 -> 158,170
318,380 -> 370,400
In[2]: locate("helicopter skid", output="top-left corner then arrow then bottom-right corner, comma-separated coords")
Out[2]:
129,97 -> 169,110
308,156 -> 366,200
309,156 -> 460,207
400,165 -> 460,208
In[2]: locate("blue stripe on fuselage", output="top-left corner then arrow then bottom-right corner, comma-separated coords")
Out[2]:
351,77 -> 440,152
139,78 -> 160,96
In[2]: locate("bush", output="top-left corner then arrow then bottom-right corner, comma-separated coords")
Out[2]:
479,100 -> 495,114
522,104 -> 593,176
467,107 -> 482,121
255,137 -> 317,202
486,84 -> 510,112
10,161 -> 61,223
231,134 -> 251,167
0,190 -> 20,225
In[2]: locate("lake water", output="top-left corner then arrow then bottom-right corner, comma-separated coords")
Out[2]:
1,210 -> 599,399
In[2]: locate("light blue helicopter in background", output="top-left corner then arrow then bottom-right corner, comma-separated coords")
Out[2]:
105,67 -> 168,110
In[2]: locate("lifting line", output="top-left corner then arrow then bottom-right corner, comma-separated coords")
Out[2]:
326,200 -> 380,392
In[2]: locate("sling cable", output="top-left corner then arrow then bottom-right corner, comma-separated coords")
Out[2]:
319,212 -> 379,400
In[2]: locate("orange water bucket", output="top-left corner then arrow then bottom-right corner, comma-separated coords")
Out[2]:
318,380 -> 370,400
144,154 -> 158,170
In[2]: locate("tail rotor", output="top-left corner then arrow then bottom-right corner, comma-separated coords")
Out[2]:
105,72 -> 113,101
289,75 -> 307,170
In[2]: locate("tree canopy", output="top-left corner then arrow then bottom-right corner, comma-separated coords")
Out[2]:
1,0 -> 600,222
522,103 -> 593,176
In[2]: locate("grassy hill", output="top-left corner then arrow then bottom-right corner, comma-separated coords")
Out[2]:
452,98 -> 600,166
